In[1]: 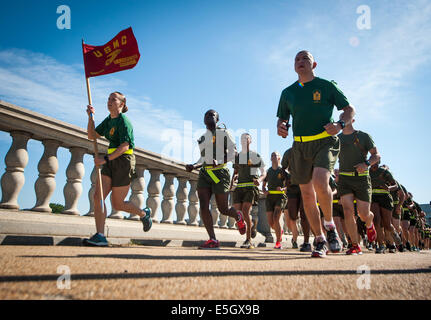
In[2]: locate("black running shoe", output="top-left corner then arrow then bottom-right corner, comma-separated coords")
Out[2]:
312,241 -> 328,258
375,244 -> 386,254
406,241 -> 412,251
300,243 -> 312,252
327,229 -> 342,253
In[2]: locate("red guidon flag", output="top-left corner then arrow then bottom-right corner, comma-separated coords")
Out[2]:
82,27 -> 140,78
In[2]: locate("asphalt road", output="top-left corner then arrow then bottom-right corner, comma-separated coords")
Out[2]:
0,245 -> 430,300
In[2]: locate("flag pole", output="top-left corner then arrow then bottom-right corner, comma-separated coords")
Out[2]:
82,39 -> 105,217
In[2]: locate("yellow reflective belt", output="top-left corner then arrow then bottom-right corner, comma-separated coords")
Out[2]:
237,182 -> 256,188
339,171 -> 369,177
372,189 -> 389,194
204,164 -> 227,184
294,130 -> 331,143
108,148 -> 133,155
333,200 -> 339,203
268,190 -> 284,194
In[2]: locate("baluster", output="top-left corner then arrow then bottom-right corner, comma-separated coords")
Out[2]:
128,165 -> 146,221
32,139 -> 60,212
85,165 -> 97,217
146,169 -> 162,222
174,177 -> 188,225
161,173 -> 175,223
62,147 -> 86,215
187,179 -> 199,226
0,131 -> 31,210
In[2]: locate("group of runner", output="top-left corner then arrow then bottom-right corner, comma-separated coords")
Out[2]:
184,49 -> 429,257
83,50 -> 429,257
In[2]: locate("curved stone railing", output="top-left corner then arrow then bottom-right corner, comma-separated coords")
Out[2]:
0,100 -> 239,229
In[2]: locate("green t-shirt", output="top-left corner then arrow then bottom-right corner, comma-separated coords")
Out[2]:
197,128 -> 236,166
338,130 -> 375,172
264,166 -> 285,190
370,166 -> 395,189
233,150 -> 264,184
277,77 -> 350,136
95,113 -> 134,149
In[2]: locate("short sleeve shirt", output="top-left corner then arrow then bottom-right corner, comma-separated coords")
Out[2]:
338,130 -> 375,172
234,150 -> 265,183
95,113 -> 134,149
264,166 -> 285,190
370,167 -> 395,189
277,77 -> 350,136
197,128 -> 236,166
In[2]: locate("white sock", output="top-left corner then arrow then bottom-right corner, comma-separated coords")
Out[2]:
98,232 -> 105,237
316,234 -> 326,243
324,219 -> 336,231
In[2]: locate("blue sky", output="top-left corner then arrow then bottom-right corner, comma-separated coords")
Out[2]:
0,0 -> 430,217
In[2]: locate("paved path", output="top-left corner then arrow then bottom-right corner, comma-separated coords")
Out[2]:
1,245 -> 430,300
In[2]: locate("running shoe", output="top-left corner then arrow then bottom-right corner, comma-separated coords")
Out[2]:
327,229 -> 342,253
141,207 -> 153,232
236,211 -> 246,235
346,244 -> 363,255
300,242 -> 312,252
375,244 -> 386,254
241,240 -> 254,249
406,241 -> 412,251
83,233 -> 108,247
274,241 -> 282,249
291,239 -> 298,249
366,224 -> 377,243
388,244 -> 396,253
198,239 -> 220,249
312,240 -> 328,258
398,244 -> 404,252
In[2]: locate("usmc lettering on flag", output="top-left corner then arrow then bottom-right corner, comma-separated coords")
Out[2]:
82,27 -> 140,78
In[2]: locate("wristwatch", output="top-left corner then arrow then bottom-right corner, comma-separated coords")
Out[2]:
337,120 -> 346,129
104,155 -> 110,163
364,160 -> 371,166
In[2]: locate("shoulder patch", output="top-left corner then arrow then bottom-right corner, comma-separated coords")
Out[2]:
197,136 -> 205,144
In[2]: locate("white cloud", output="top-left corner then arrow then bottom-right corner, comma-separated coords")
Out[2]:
0,48 -> 198,157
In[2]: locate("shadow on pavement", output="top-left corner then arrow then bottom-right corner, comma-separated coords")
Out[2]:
1,268 -> 431,283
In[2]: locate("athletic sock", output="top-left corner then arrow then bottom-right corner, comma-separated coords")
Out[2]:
323,220 -> 336,231
316,234 -> 326,243
98,232 -> 105,237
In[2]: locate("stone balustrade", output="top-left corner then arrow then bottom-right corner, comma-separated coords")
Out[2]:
0,100 -> 230,229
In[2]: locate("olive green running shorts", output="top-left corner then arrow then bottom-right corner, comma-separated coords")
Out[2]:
233,187 -> 259,205
333,202 -> 344,218
197,167 -> 230,194
265,194 -> 287,212
290,135 -> 340,185
371,193 -> 394,211
338,175 -> 372,203
101,154 -> 136,187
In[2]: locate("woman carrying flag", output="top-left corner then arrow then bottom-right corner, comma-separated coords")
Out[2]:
83,91 -> 152,246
